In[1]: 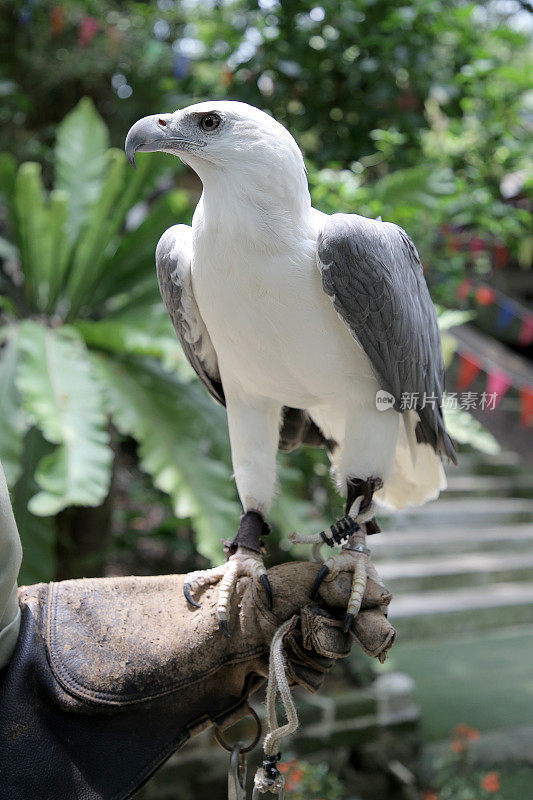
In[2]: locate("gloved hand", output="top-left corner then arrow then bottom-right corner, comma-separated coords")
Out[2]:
282,567 -> 395,694
0,561 -> 395,800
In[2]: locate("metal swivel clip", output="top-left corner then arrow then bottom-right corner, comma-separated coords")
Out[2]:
252,753 -> 285,798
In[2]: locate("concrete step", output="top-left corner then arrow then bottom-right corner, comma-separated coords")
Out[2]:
372,446 -> 533,638
392,581 -> 533,618
379,551 -> 533,592
389,497 -> 533,527
422,723 -> 533,773
371,523 -> 533,559
389,582 -> 533,639
385,624 -> 533,744
380,551 -> 533,580
450,450 -> 522,472
444,473 -> 533,495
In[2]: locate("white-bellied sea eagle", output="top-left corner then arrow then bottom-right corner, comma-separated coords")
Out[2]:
125,101 -> 456,634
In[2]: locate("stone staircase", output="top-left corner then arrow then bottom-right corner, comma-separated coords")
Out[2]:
136,448 -> 533,799
373,451 -> 533,639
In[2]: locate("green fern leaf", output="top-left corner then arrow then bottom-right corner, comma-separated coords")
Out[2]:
0,327 -> 30,487
16,321 -> 112,515
55,97 -> 109,241
94,353 -> 239,563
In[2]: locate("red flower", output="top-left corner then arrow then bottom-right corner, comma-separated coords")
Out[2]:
450,724 -> 480,754
278,759 -> 303,791
448,235 -> 462,252
278,758 -> 297,774
450,740 -> 466,753
78,16 -> 99,47
49,6 -> 65,36
285,768 -> 303,790
480,772 -> 500,793
452,723 -> 480,741
475,286 -> 496,306
221,65 -> 233,87
454,724 -> 469,736
397,90 -> 419,111
492,243 -> 508,270
423,793 -> 439,800
469,236 -> 485,254
105,24 -> 122,57
456,279 -> 472,300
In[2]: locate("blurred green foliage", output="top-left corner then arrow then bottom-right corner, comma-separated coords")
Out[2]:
2,0 -> 531,295
0,99 -> 242,579
2,0 -> 532,169
277,757 -> 345,799
0,0 -> 531,581
0,98 -> 339,580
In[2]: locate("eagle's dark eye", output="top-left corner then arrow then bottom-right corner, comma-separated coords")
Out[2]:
200,113 -> 220,132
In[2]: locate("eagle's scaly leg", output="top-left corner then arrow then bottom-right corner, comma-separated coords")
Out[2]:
311,526 -> 370,634
183,510 -> 272,637
291,477 -> 383,633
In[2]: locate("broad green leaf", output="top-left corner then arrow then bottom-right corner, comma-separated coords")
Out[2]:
437,308 -> 476,330
518,235 -> 533,270
370,165 -> 435,206
106,150 -> 167,237
0,152 -> 16,197
0,327 -> 30,486
46,189 -> 71,311
55,97 -> 109,241
12,427 -> 56,584
443,405 -> 500,455
16,321 -> 112,515
270,453 -> 335,556
103,274 -> 163,318
14,162 -> 50,305
271,485 -> 328,548
3,163 -> 70,314
65,149 -> 126,316
0,294 -> 18,317
95,190 -> 191,307
0,152 -> 17,228
440,332 -> 457,369
73,152 -> 179,311
0,236 -> 18,261
94,353 -> 239,563
75,311 -> 182,372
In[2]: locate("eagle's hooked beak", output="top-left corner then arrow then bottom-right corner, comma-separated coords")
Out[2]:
125,114 -> 204,167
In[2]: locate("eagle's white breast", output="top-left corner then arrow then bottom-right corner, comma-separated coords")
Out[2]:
190,200 -> 378,412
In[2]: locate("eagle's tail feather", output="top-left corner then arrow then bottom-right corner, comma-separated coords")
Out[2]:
377,412 -> 447,510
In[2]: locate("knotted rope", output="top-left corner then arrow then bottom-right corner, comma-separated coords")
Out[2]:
253,619 -> 298,796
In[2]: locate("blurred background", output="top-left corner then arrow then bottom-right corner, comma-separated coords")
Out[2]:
1,0 -> 533,798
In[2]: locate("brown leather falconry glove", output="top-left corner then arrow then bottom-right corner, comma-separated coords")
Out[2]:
0,562 -> 395,800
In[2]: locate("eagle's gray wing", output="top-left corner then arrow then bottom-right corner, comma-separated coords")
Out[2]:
156,226 -> 332,452
156,225 -> 224,405
317,213 -> 456,463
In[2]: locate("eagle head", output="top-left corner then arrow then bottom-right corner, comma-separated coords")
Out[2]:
125,100 -> 306,182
